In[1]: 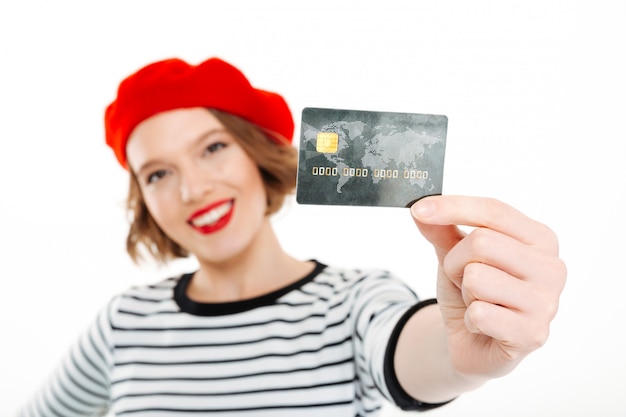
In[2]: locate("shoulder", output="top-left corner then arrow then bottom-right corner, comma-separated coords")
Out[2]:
317,262 -> 407,285
316,263 -> 392,286
106,274 -> 185,318
313,262 -> 416,300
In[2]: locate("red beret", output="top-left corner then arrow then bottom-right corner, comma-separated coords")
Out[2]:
104,57 -> 294,168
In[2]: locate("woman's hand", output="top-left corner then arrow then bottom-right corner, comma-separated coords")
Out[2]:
411,195 -> 567,379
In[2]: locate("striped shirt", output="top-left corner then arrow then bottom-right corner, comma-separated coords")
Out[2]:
18,261 -> 440,416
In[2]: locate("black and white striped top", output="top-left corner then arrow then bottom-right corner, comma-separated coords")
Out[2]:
19,261 -> 439,416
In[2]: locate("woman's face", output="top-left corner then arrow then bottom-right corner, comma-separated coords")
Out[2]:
126,107 -> 268,265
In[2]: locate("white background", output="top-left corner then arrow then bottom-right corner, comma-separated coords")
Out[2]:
1,1 -> 625,416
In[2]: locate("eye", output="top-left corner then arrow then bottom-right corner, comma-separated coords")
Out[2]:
146,169 -> 169,184
204,142 -> 227,155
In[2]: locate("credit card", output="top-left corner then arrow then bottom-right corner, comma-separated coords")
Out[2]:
296,107 -> 447,208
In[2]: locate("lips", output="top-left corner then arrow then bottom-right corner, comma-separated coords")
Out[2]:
187,199 -> 234,234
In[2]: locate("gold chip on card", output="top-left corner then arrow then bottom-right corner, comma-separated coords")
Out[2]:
316,132 -> 339,153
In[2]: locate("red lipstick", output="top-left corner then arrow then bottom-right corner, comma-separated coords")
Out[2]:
187,199 -> 234,234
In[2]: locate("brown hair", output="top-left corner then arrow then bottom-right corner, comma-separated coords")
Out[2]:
125,109 -> 298,264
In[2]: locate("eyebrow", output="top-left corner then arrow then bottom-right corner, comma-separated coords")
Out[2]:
133,128 -> 229,176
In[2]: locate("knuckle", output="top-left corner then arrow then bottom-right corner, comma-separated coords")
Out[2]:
537,222 -> 560,254
545,299 -> 560,321
527,325 -> 550,351
467,227 -> 493,255
526,292 -> 556,349
536,289 -> 560,321
543,257 -> 568,292
528,282 -> 561,322
553,258 -> 568,287
462,263 -> 482,292
464,301 -> 486,327
441,255 -> 456,279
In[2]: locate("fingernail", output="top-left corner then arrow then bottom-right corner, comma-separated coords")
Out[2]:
412,199 -> 436,218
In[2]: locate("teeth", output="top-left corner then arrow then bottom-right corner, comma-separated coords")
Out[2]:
191,201 -> 232,227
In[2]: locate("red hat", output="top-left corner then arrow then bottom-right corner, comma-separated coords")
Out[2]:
105,57 -> 294,168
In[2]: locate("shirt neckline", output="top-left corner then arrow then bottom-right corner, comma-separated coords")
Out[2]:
173,260 -> 327,316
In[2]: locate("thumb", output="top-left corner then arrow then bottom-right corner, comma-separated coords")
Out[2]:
411,199 -> 465,260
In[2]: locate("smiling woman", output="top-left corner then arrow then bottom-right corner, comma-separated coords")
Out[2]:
16,56 -> 566,417
125,108 -> 298,264
125,108 -> 274,270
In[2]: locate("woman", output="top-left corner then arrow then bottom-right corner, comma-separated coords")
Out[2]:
18,57 -> 566,416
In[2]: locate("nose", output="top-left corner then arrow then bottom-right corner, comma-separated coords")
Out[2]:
179,166 -> 214,204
